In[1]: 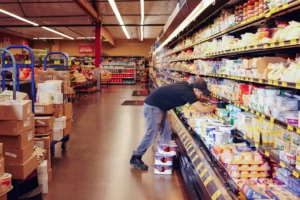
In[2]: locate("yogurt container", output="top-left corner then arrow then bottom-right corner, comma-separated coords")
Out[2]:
154,152 -> 174,165
157,141 -> 178,156
154,164 -> 173,175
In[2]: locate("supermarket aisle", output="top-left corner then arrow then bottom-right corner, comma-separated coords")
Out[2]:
44,85 -> 187,200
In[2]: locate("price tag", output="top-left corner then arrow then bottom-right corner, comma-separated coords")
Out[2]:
245,77 -> 249,81
54,60 -> 60,65
196,162 -> 204,171
280,161 -> 286,168
259,79 -> 263,83
293,170 -> 300,178
263,44 -> 269,48
25,60 -> 31,64
279,41 -> 285,46
4,61 -> 7,64
265,151 -> 270,157
254,44 -> 258,49
290,39 -> 297,45
243,135 -> 247,139
270,117 -> 275,123
250,78 -> 254,82
256,112 -> 260,117
270,43 -> 275,48
212,190 -> 222,200
189,148 -> 195,155
282,3 -> 289,9
281,82 -> 287,87
250,109 -> 254,114
241,21 -> 246,25
255,143 -> 259,148
268,80 -> 273,84
287,124 -> 294,131
261,114 -> 265,119
75,61 -> 80,65
204,176 -> 213,186
296,83 -> 300,89
253,16 -> 258,20
200,168 -> 208,178
192,155 -> 199,162
297,128 -> 300,134
273,80 -> 279,85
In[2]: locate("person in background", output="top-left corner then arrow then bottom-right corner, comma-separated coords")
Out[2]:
130,78 -> 216,170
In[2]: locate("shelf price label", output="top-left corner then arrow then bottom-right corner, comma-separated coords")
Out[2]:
212,189 -> 222,200
243,135 -> 247,139
282,82 -> 288,87
250,78 -> 254,82
189,148 -> 195,155
265,151 -> 270,157
297,128 -> 300,134
196,162 -> 204,171
282,3 -> 289,9
54,60 -> 60,65
270,117 -> 275,123
263,44 -> 269,48
256,111 -> 260,117
259,79 -> 263,83
296,83 -> 300,89
200,168 -> 208,178
204,176 -> 213,187
250,109 -> 254,114
287,124 -> 294,131
279,41 -> 285,46
255,143 -> 259,148
268,80 -> 273,84
290,39 -> 297,45
293,170 -> 300,178
270,43 -> 275,48
192,155 -> 199,162
25,60 -> 31,64
273,80 -> 279,85
261,114 -> 265,119
254,44 -> 258,49
280,161 -> 286,168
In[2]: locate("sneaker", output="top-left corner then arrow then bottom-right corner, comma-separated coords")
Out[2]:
130,156 -> 148,170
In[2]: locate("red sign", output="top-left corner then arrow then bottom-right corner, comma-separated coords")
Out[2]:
79,45 -> 94,54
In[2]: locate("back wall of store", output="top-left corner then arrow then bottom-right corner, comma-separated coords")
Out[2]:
33,39 -> 155,57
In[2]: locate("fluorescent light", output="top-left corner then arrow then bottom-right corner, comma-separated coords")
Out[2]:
140,0 -> 144,41
108,0 -> 130,39
33,38 -> 38,40
155,0 -> 214,53
77,37 -> 95,39
0,9 -> 39,26
39,37 -> 64,40
41,26 -> 74,40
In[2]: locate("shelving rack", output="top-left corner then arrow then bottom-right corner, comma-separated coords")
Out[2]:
102,62 -> 136,85
150,0 -> 300,199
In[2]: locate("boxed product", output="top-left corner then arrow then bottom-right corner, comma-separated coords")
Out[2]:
38,81 -> 61,94
63,119 -> 72,136
51,93 -> 63,104
57,71 -> 70,82
63,103 -> 72,119
266,186 -> 299,200
154,164 -> 173,175
34,146 -> 47,166
1,90 -> 29,100
35,116 -> 55,127
38,177 -> 48,194
37,92 -> 52,104
54,116 -> 66,129
157,141 -> 178,156
0,100 -> 32,120
37,160 -> 48,179
34,104 -> 54,115
0,129 -> 33,149
34,137 -> 50,150
36,70 -> 58,84
53,104 -> 63,118
0,114 -> 34,136
35,126 -> 53,135
53,129 -> 63,141
5,153 -> 37,179
4,141 -> 34,165
154,152 -> 173,165
241,180 -> 270,199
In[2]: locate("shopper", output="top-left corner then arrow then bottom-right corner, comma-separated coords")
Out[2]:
130,78 -> 216,170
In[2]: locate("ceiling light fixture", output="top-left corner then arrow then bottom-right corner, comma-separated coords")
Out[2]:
140,0 -> 144,41
0,9 -> 39,26
77,37 -> 96,39
39,37 -> 64,40
154,0 -> 214,53
41,26 -> 74,40
108,0 -> 130,39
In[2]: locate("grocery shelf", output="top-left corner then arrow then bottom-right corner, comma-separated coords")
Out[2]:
111,77 -> 135,79
160,0 -> 300,58
156,73 -> 182,82
169,110 -> 237,200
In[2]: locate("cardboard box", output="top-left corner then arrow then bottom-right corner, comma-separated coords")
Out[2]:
35,126 -> 53,135
0,143 -> 2,158
63,103 -> 72,119
35,104 -> 53,115
63,119 -> 72,136
1,90 -> 29,100
53,129 -> 63,141
53,104 -> 63,118
0,100 -> 32,120
255,57 -> 287,79
34,146 -> 47,166
57,71 -> 70,82
0,158 -> 4,177
54,116 -> 66,129
5,153 -> 38,180
0,114 -> 34,136
34,137 -> 50,150
36,70 -> 58,84
35,116 -> 55,127
4,141 -> 34,165
0,128 -> 34,149
48,168 -> 52,183
46,151 -> 51,171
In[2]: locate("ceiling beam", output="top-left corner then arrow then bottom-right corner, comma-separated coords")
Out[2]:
0,24 -> 165,27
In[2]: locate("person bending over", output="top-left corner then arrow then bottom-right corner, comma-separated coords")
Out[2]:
130,78 -> 216,170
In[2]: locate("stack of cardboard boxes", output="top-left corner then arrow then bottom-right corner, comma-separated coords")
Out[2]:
0,100 -> 37,181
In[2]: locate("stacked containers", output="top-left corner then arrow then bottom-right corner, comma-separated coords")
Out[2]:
154,140 -> 178,175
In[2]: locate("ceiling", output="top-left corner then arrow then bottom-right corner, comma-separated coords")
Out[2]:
0,0 -> 177,42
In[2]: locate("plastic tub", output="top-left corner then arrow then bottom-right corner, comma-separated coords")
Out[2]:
154,152 -> 174,165
154,164 -> 173,175
0,173 -> 11,194
157,141 -> 177,156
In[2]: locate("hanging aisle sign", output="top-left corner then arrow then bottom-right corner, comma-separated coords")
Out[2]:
78,45 -> 94,54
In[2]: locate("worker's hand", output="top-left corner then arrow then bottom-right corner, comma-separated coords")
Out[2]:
209,104 -> 217,113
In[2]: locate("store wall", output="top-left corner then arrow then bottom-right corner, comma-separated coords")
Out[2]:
32,39 -> 155,57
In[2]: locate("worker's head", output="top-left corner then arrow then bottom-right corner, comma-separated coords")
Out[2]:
192,78 -> 210,99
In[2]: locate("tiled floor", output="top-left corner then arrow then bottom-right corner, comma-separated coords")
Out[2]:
44,84 -> 187,200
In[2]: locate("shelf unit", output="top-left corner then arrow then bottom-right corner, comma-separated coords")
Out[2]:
151,0 -> 300,199
102,62 -> 136,84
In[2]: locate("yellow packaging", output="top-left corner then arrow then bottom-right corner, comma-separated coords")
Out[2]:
261,130 -> 269,145
253,128 -> 261,143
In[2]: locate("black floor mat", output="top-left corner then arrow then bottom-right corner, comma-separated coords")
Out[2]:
121,100 -> 144,106
132,90 -> 150,96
